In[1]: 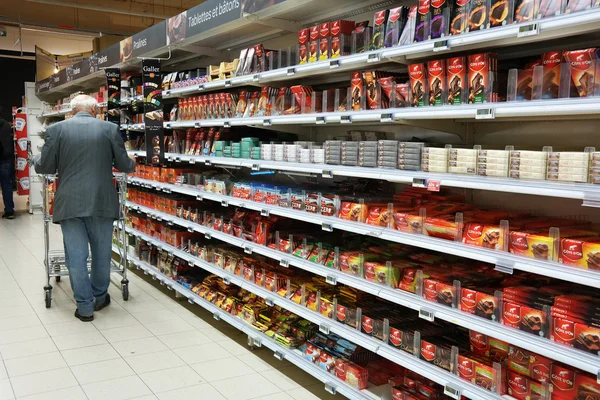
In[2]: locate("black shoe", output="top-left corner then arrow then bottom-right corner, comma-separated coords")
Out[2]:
2,212 -> 15,219
94,294 -> 111,311
74,309 -> 94,322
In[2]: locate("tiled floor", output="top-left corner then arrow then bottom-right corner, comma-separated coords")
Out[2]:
0,213 -> 338,400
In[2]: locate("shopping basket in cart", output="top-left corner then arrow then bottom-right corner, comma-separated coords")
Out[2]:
41,174 -> 130,308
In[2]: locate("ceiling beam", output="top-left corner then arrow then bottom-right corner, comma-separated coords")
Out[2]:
24,0 -> 176,19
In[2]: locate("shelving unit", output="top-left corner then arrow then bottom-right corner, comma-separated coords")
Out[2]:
117,246 -> 387,400
129,151 -> 600,205
126,177 -> 600,288
118,229 -> 510,400
35,0 -> 600,397
123,199 -> 600,376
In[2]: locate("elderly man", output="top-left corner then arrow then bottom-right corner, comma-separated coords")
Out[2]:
35,95 -> 135,322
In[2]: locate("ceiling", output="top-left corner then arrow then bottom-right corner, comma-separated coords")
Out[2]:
0,0 -> 203,37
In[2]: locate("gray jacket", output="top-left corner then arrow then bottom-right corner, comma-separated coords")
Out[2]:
34,112 -> 135,223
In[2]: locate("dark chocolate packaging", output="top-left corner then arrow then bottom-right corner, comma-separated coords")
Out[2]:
415,0 -> 431,42
490,0 -> 513,27
371,10 -> 389,50
427,59 -> 446,106
319,22 -> 330,61
468,0 -> 489,31
450,0 -> 470,34
541,51 -> 562,99
514,0 -> 539,22
447,56 -> 467,104
409,63 -> 427,107
354,21 -> 371,53
308,25 -> 319,63
384,7 -> 409,47
430,0 -> 453,39
298,28 -> 309,64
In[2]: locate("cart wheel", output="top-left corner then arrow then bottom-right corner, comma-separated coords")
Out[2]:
122,284 -> 129,301
55,276 -> 61,282
45,290 -> 52,308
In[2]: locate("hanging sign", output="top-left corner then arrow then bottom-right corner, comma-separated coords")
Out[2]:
142,59 -> 164,165
105,68 -> 121,125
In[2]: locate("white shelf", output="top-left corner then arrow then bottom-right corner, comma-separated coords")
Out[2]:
162,8 -> 600,99
120,229 -> 510,400
117,248 -> 384,400
164,98 -> 600,129
126,178 -> 600,289
40,102 -> 108,118
127,151 -> 600,204
124,200 -> 600,376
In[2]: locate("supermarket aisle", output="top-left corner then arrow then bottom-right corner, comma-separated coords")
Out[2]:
0,213 -> 337,400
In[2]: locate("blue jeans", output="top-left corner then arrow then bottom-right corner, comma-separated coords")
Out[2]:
0,160 -> 15,213
61,217 -> 114,316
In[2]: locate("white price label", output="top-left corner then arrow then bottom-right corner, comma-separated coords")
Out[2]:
213,313 -> 221,321
205,160 -> 211,166
263,119 -> 272,126
341,115 -> 352,124
287,68 -> 296,76
319,324 -> 330,335
261,209 -> 269,217
433,40 -> 450,52
324,383 -> 337,395
221,200 -> 229,207
194,122 -> 201,128
517,23 -> 539,38
380,113 -> 393,122
225,80 -> 232,87
199,84 -> 205,91
329,60 -> 340,69
253,74 -> 260,82
224,121 -> 231,128
326,275 -> 337,285
419,308 -> 435,322
444,384 -> 461,400
244,246 -> 253,255
322,223 -> 333,232
189,159 -> 196,164
265,298 -> 274,307
223,277 -> 231,285
476,108 -> 495,120
205,233 -> 212,240
280,259 -> 289,268
322,170 -> 333,178
367,53 -> 381,63
274,351 -> 285,361
196,195 -> 203,201
251,164 -> 260,171
316,116 -> 326,124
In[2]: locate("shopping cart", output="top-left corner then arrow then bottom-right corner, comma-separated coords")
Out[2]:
41,174 -> 130,308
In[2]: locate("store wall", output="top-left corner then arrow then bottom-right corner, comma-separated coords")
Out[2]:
0,58 -> 36,113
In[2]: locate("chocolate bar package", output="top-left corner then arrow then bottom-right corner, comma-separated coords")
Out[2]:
399,6 -> 418,45
468,53 -> 496,103
540,51 -> 563,99
430,0 -> 454,39
490,0 -> 514,27
385,7 -> 409,47
351,72 -> 364,111
515,68 -> 534,101
460,287 -> 498,320
514,0 -> 539,22
563,48 -> 600,97
538,0 -> 565,16
447,56 -> 467,104
363,71 -> 379,110
371,10 -> 389,50
508,345 -> 552,383
469,331 -> 509,361
468,0 -> 489,31
566,0 -> 591,12
354,21 -> 371,53
308,25 -> 319,63
427,59 -> 446,106
450,0 -> 470,34
507,371 -> 548,400
415,0 -> 431,42
409,63 -> 427,107
298,28 -> 309,64
318,22 -> 330,61
330,20 -> 355,58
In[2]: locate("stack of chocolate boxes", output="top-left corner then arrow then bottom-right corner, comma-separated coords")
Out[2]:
448,148 -> 478,175
477,149 -> 511,177
509,150 -> 547,180
358,141 -> 378,167
547,151 -> 593,183
377,140 -> 399,169
398,142 -> 424,171
421,147 -> 449,173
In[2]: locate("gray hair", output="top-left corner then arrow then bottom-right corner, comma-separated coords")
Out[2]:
71,95 -> 98,113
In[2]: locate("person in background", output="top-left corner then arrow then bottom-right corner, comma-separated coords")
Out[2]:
0,106 -> 15,219
34,95 -> 135,322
